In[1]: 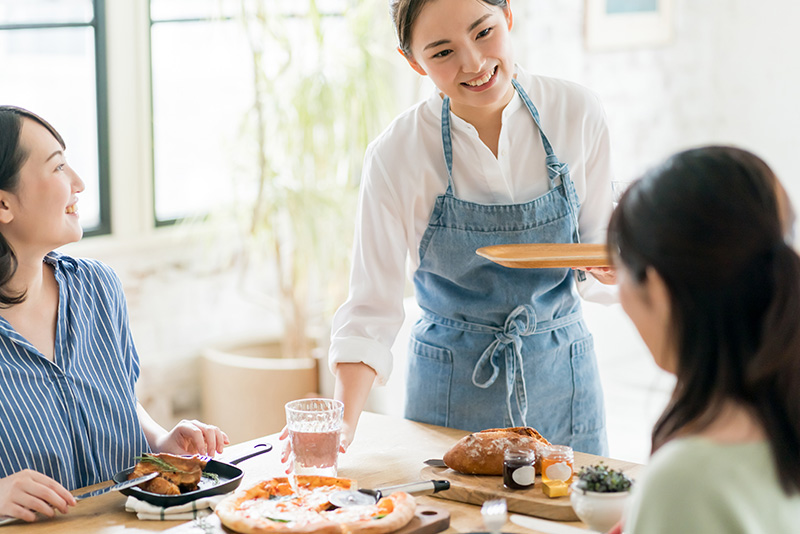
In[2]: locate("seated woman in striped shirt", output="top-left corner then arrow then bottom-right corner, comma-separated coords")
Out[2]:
0,106 -> 230,523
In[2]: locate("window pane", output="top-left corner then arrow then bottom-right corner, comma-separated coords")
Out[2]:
606,0 -> 659,14
0,0 -> 93,25
150,0 -> 346,22
0,27 -> 101,230
151,0 -> 234,21
151,20 -> 255,221
151,7 -> 362,223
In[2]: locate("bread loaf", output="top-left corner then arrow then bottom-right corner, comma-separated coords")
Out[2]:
442,427 -> 551,475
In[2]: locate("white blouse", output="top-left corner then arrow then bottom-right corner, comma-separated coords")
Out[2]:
329,67 -> 615,385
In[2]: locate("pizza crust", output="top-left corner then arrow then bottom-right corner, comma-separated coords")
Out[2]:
215,476 -> 416,534
339,492 -> 417,534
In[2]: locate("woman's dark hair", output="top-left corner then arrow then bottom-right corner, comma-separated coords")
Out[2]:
0,106 -> 66,307
608,146 -> 800,494
390,0 -> 509,57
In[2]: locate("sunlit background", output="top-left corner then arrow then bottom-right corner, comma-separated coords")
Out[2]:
1,0 -> 798,461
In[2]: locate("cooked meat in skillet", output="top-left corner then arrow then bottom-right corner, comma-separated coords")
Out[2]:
140,475 -> 181,495
128,453 -> 209,494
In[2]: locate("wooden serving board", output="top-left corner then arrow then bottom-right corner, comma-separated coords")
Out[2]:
476,243 -> 610,269
394,505 -> 451,534
421,465 -> 577,522
164,505 -> 450,534
421,452 -> 641,522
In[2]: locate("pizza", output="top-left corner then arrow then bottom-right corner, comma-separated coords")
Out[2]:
215,475 -> 417,534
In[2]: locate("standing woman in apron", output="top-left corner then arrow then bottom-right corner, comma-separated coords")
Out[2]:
329,0 -> 615,455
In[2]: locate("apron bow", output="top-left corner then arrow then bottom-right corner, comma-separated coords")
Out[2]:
471,304 -> 537,427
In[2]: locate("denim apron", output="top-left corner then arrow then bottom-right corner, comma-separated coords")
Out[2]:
405,79 -> 608,454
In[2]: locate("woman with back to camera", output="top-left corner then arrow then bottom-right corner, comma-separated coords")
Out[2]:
609,146 -> 800,533
0,106 -> 229,523
325,0 -> 617,456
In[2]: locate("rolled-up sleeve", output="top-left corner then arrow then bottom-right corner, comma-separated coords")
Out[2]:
329,143 -> 411,385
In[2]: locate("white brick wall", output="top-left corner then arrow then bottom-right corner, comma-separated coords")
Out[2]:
65,0 -> 799,428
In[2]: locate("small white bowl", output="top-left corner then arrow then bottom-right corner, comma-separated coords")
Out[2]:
570,483 -> 631,532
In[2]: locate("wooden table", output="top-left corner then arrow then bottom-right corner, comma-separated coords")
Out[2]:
3,412 -> 643,533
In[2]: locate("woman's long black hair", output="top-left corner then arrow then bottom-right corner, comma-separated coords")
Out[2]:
0,106 -> 66,307
608,146 -> 800,494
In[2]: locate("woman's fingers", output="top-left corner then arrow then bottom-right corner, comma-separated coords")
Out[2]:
215,428 -> 230,454
178,421 -> 206,455
0,471 -> 75,522
281,440 -> 292,463
5,503 -> 37,523
159,420 -> 229,456
279,425 -> 292,464
195,421 -> 217,457
28,472 -> 75,512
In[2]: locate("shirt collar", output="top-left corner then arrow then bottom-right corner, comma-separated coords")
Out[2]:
45,251 -> 78,271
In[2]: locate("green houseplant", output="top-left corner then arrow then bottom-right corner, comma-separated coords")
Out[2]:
201,0 -> 394,442
234,0 -> 393,359
570,463 -> 634,531
573,463 -> 633,493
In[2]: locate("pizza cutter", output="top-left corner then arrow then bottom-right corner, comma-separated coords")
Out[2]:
328,479 -> 450,508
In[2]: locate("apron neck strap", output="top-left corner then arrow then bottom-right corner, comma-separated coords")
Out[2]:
441,79 -> 563,191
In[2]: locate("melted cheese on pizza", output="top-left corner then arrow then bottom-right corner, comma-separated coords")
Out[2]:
241,482 -> 382,526
216,476 -> 415,534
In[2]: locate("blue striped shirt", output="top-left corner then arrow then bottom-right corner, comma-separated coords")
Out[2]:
0,252 -> 149,490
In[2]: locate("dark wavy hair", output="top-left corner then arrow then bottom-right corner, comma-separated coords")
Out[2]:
608,146 -> 800,494
390,0 -> 509,57
0,106 -> 66,307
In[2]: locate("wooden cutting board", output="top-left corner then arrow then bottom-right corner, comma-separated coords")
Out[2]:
394,505 -> 451,534
421,465 -> 577,521
164,505 -> 450,534
476,243 -> 611,269
421,453 -> 641,522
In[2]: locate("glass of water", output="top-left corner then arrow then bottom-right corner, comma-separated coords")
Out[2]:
285,398 -> 344,477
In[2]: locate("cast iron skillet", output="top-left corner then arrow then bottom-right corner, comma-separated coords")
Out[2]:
112,442 -> 272,507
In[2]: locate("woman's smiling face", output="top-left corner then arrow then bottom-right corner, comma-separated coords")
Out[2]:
0,118 -> 85,253
405,0 -> 516,118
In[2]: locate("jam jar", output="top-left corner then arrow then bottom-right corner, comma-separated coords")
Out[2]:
503,447 -> 536,489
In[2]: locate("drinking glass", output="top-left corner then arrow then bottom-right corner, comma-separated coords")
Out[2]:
285,398 -> 344,477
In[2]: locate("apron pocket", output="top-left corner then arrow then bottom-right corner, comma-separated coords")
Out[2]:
569,334 -> 607,452
404,336 -> 453,428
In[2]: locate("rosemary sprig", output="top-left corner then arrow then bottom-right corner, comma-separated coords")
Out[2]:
134,454 -> 191,475
135,454 -> 220,485
202,472 -> 220,484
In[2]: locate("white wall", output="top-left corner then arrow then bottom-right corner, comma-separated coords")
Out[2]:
512,0 -> 800,201
67,0 -> 800,430
709,1 -> 800,203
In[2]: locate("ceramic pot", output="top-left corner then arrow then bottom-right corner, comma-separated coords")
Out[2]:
570,484 -> 631,532
201,340 -> 318,443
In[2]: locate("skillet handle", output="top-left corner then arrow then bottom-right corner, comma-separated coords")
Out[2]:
228,443 -> 273,465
